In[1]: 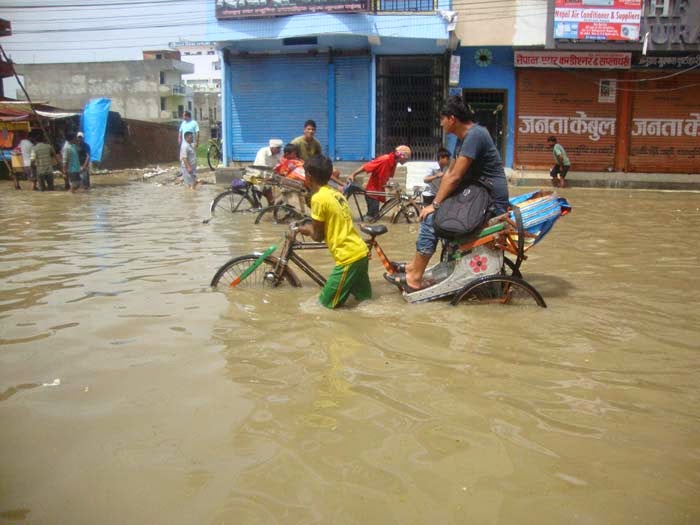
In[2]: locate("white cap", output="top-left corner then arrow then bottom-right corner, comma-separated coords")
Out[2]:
77,131 -> 84,138
269,139 -> 283,148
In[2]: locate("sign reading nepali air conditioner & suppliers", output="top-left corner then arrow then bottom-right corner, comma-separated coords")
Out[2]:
215,0 -> 367,19
553,0 -> 643,41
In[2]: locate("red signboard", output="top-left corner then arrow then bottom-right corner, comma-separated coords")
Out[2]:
553,0 -> 643,42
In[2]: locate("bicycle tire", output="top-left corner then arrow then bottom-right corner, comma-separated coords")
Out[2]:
450,275 -> 546,307
210,254 -> 302,289
370,198 -> 399,223
207,144 -> 222,171
210,189 -> 256,216
253,204 -> 306,225
391,202 -> 421,224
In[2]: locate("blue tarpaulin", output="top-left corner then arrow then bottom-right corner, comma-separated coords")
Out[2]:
80,98 -> 111,162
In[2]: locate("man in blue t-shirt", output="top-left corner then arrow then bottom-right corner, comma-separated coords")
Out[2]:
387,96 -> 509,292
178,111 -> 200,150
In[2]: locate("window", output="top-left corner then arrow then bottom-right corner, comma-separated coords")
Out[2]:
155,53 -> 163,59
213,61 -> 221,71
188,101 -> 192,111
160,97 -> 166,111
159,71 -> 165,84
207,50 -> 215,55
178,105 -> 184,118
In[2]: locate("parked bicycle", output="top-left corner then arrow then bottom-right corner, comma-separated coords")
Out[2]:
207,137 -> 223,171
204,165 -> 307,225
343,181 -> 422,224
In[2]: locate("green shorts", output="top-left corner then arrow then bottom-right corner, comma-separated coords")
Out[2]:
319,256 -> 372,309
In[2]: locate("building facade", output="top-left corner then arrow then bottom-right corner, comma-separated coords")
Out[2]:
15,51 -> 194,123
208,0 -> 455,163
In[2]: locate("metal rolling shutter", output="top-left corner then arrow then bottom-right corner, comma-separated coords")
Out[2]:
334,56 -> 371,161
229,55 -> 328,161
515,69 -> 618,171
628,72 -> 700,174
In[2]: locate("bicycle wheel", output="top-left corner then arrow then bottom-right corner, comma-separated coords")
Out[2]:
391,202 -> 421,223
207,144 -> 222,171
370,198 -> 398,223
210,255 -> 302,289
253,204 -> 306,225
450,275 -> 546,307
210,189 -> 256,216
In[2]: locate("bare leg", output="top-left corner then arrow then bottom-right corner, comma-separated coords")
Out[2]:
404,252 -> 432,289
13,173 -> 21,190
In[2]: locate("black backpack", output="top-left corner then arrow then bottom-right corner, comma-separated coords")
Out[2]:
433,177 -> 495,239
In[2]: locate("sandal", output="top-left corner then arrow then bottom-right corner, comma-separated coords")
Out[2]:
382,272 -> 422,293
389,261 -> 407,274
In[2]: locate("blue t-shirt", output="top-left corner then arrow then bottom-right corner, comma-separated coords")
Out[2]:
179,119 -> 199,137
454,125 -> 509,214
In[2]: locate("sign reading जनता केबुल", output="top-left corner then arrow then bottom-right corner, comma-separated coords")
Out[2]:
215,0 -> 368,19
553,0 -> 643,42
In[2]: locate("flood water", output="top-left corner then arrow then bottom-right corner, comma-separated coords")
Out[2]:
1,176 -> 699,524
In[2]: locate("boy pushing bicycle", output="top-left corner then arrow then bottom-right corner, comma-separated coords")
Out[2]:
298,155 -> 372,309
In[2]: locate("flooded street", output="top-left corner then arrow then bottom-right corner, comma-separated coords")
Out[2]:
1,177 -> 699,524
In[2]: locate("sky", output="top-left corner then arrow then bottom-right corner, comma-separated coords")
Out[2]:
1,0 -> 213,64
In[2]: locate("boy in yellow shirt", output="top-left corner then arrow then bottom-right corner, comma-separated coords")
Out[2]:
298,155 -> 372,309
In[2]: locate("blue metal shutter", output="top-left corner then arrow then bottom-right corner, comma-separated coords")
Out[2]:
229,56 -> 328,161
334,56 -> 371,161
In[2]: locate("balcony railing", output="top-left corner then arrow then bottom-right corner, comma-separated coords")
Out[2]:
171,83 -> 187,95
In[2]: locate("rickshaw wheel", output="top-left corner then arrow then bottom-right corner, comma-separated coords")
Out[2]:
450,275 -> 546,308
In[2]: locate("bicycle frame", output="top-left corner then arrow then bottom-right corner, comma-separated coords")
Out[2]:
266,225 -> 396,288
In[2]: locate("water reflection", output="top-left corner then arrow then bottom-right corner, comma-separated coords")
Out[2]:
1,180 -> 699,523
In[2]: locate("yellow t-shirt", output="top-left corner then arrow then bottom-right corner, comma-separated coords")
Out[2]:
311,186 -> 368,266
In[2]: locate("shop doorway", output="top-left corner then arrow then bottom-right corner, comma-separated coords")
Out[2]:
462,89 -> 507,161
376,56 -> 446,161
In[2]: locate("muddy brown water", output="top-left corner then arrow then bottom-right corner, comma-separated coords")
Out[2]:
1,176 -> 699,524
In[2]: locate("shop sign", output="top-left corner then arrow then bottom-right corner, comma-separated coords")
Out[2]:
449,55 -> 461,86
518,112 -> 700,141
553,0 -> 643,42
636,55 -> 700,68
514,51 -> 631,69
216,0 -> 368,19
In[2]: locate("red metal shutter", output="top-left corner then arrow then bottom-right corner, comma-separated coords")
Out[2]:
628,72 -> 700,174
515,69 -> 618,171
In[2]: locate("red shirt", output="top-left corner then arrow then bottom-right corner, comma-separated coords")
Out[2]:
363,152 -> 398,202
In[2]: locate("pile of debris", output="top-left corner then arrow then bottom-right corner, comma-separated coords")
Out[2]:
139,165 -> 216,186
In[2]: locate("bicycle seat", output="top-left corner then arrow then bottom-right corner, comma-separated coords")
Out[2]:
360,224 -> 388,237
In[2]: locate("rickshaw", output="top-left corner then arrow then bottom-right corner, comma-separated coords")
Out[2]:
211,189 -> 571,308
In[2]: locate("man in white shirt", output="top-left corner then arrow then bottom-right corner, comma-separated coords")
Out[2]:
253,139 -> 283,206
254,138 -> 283,167
19,133 -> 36,191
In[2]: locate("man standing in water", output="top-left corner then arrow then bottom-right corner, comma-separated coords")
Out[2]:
178,111 -> 199,151
76,132 -> 91,190
180,131 -> 198,190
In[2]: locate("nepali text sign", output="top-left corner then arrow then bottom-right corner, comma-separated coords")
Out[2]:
216,0 -> 368,19
554,0 -> 643,42
518,112 -> 700,142
514,51 -> 631,69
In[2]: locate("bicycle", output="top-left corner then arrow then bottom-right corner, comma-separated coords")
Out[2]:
207,137 -> 223,171
210,203 -> 559,307
205,165 -> 308,224
344,181 -> 422,224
